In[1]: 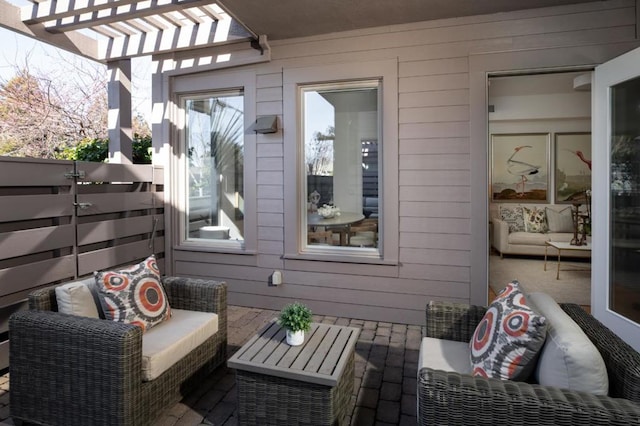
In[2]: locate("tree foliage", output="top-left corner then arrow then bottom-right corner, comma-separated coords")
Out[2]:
0,50 -> 151,160
0,57 -> 108,158
56,134 -> 152,163
306,126 -> 335,175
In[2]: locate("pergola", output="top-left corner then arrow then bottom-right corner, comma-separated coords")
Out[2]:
0,0 -> 598,162
0,0 -> 265,163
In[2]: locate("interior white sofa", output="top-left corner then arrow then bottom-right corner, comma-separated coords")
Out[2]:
490,203 -> 591,258
417,290 -> 640,425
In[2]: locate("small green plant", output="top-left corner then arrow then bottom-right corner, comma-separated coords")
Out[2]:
278,302 -> 313,332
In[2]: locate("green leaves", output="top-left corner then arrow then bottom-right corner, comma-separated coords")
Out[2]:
278,302 -> 312,332
56,134 -> 152,163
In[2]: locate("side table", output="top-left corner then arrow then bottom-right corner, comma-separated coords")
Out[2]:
227,319 -> 360,425
544,240 -> 592,279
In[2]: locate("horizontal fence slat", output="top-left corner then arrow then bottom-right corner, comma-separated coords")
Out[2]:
77,237 -> 164,276
0,301 -> 27,334
0,194 -> 74,222
0,255 -> 75,298
77,162 -> 154,183
153,192 -> 164,207
77,214 -> 163,246
0,159 -> 73,187
153,166 -> 164,185
77,192 -> 156,216
0,225 -> 75,260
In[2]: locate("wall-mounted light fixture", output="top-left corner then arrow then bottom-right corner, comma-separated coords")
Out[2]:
248,115 -> 278,134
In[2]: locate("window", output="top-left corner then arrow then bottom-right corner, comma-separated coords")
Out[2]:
283,59 -> 398,264
302,81 -> 380,251
181,90 -> 245,243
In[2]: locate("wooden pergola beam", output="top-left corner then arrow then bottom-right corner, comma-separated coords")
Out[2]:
41,0 -> 217,34
0,0 -> 99,61
21,0 -> 140,25
97,19 -> 252,61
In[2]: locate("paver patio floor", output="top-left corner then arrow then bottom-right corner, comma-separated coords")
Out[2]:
0,305 -> 421,425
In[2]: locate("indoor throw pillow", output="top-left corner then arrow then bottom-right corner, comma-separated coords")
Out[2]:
523,206 -> 548,233
469,280 -> 547,381
545,207 -> 574,233
94,254 -> 170,332
500,206 -> 525,232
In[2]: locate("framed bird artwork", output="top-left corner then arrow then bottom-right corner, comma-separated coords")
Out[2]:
555,132 -> 592,203
491,133 -> 549,202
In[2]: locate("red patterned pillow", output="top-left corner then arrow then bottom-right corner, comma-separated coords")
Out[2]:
94,254 -> 171,332
470,280 -> 547,381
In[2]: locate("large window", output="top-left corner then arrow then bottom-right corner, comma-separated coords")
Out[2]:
302,81 -> 380,251
182,90 -> 245,243
283,59 -> 398,264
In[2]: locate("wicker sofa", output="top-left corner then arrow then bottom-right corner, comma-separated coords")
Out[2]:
9,277 -> 227,426
418,301 -> 640,425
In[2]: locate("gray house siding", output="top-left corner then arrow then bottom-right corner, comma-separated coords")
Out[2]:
166,0 -> 639,324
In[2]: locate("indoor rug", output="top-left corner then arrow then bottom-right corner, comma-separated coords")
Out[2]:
489,254 -> 591,306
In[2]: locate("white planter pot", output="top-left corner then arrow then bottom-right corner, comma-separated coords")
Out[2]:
285,329 -> 304,346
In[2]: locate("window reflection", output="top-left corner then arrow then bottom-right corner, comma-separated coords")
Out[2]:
183,91 -> 244,242
302,82 -> 380,249
610,76 -> 640,323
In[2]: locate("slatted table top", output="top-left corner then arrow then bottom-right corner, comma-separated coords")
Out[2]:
227,320 -> 360,387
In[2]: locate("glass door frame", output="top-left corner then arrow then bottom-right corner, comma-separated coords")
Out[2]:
593,46 -> 640,352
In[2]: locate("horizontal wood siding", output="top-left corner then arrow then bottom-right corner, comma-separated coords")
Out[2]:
0,157 -> 165,371
169,0 -> 638,325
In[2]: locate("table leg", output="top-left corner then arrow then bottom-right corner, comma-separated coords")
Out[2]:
556,249 -> 561,280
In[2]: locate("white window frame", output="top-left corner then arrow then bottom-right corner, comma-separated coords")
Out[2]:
283,60 -> 399,264
172,70 -> 257,254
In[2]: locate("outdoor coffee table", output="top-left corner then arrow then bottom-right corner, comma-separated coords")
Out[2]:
227,319 -> 360,425
544,241 -> 592,279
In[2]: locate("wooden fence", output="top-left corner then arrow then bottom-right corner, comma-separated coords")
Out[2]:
0,157 -> 165,370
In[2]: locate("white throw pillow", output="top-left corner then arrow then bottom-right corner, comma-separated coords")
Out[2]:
527,292 -> 609,395
55,278 -> 101,318
545,207 -> 574,233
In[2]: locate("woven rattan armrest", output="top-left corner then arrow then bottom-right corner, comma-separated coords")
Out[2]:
424,301 -> 487,343
10,310 -> 144,425
418,368 -> 640,425
561,303 -> 640,402
28,286 -> 58,311
161,277 -> 226,313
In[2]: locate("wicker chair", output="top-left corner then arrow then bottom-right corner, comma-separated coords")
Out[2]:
9,277 -> 227,426
418,301 -> 640,425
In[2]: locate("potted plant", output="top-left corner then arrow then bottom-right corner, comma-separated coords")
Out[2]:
278,302 -> 313,346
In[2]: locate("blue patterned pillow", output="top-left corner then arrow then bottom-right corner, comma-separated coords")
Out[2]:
470,280 -> 547,381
